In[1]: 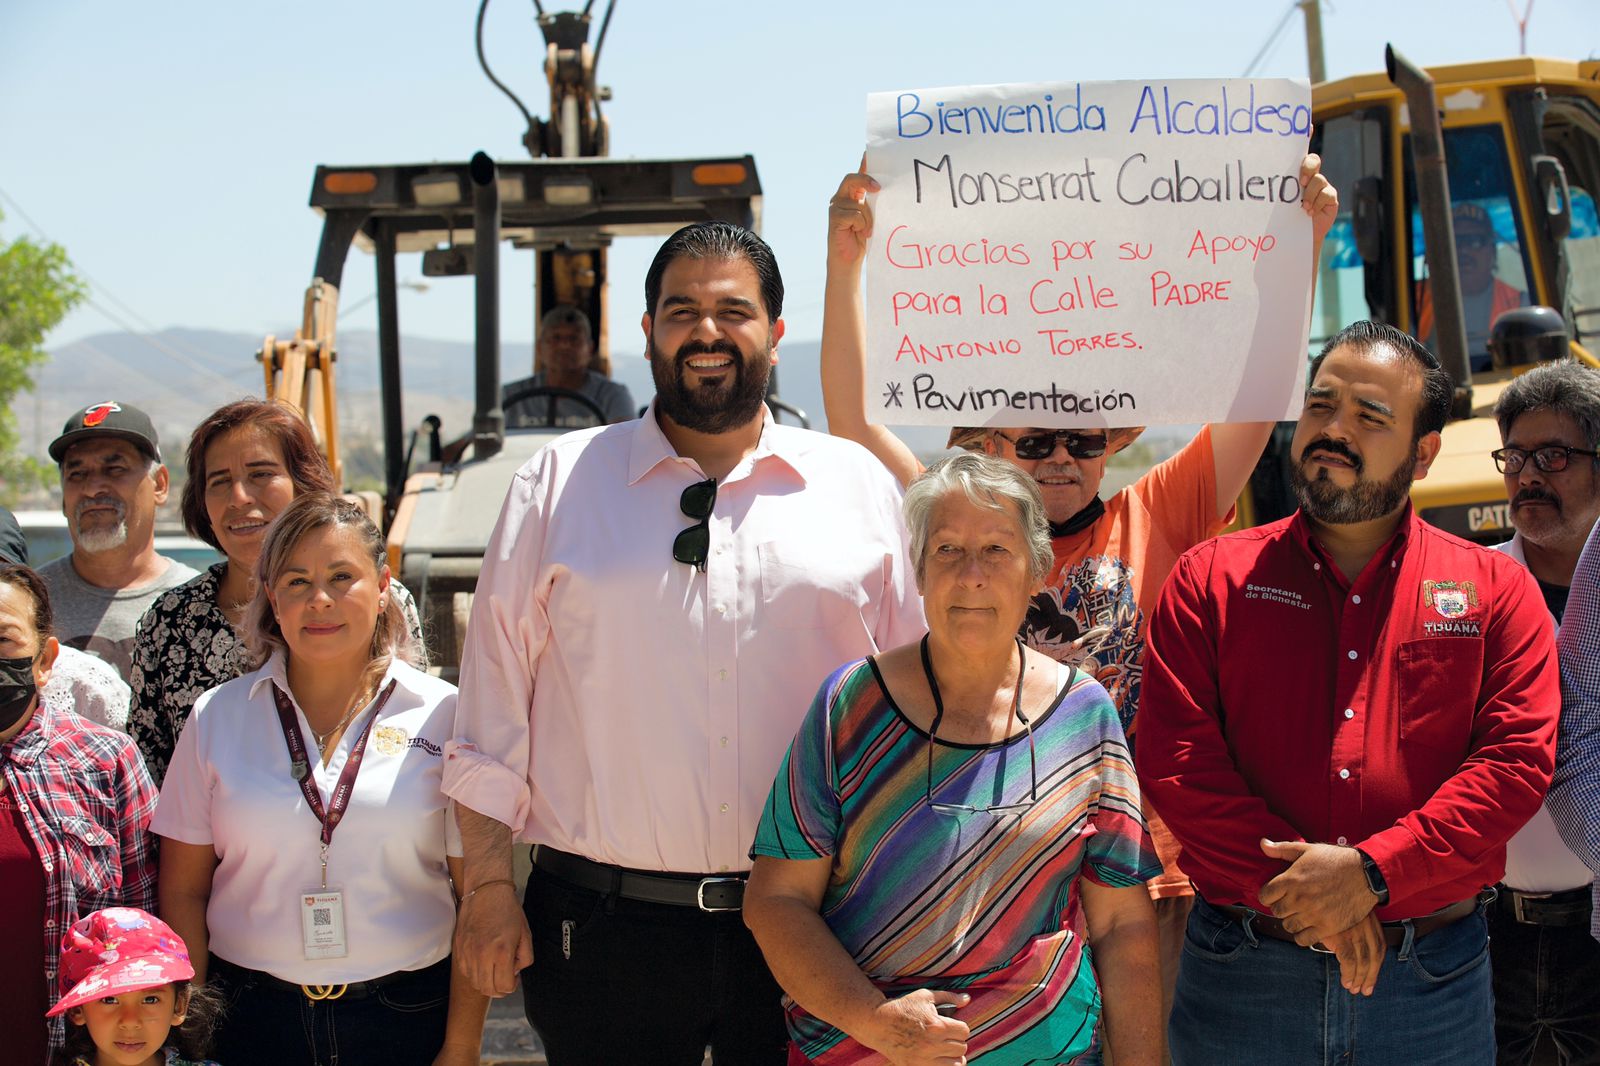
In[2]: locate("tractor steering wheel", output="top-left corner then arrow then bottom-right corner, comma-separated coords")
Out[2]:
501,383 -> 609,428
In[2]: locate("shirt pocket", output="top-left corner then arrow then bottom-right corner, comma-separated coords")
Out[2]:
757,542 -> 867,631
57,814 -> 119,897
1396,638 -> 1483,755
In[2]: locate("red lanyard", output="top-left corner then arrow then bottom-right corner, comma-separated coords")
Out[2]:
271,679 -> 397,849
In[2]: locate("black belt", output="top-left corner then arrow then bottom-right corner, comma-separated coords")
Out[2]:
1495,883 -> 1594,927
209,955 -> 448,1001
1214,893 -> 1486,951
532,845 -> 747,912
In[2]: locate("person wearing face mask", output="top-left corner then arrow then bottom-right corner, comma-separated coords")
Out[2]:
0,506 -> 132,733
0,561 -> 159,1062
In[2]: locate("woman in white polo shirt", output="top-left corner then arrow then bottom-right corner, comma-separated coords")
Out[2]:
153,493 -> 486,1066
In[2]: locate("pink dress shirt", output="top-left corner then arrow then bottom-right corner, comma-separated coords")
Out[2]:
443,405 -> 925,874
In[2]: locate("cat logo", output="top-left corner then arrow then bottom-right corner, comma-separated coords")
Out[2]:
1467,503 -> 1511,533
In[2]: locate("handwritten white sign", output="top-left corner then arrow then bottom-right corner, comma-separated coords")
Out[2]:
864,78 -> 1314,428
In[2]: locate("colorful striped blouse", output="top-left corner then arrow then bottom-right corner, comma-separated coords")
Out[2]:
752,657 -> 1160,1064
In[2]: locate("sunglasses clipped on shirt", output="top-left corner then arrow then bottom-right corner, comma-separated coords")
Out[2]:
1491,445 -> 1600,476
673,477 -> 717,571
993,429 -> 1109,462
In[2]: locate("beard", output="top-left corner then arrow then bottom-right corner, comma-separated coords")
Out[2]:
73,497 -> 130,553
1512,484 -> 1595,549
648,333 -> 771,435
1290,438 -> 1416,524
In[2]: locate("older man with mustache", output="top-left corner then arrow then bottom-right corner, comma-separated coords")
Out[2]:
1485,360 -> 1600,1064
36,402 -> 196,682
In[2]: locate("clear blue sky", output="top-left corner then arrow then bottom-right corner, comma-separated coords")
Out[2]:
3,0 -> 1593,359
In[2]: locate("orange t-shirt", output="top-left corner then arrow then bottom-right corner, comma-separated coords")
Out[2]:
1024,426 -> 1230,898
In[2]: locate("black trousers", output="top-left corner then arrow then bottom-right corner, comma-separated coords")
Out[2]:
1488,893 -> 1600,1066
208,955 -> 451,1066
521,861 -> 788,1065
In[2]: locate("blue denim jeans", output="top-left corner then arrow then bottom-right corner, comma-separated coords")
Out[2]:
1170,897 -> 1493,1066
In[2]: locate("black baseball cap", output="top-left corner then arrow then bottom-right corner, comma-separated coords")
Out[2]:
0,507 -> 26,566
48,401 -> 162,464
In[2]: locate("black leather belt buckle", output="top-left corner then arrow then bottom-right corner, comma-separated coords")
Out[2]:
1506,886 -> 1592,927
696,877 -> 744,912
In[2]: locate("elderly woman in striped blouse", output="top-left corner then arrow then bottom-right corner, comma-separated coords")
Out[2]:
745,452 -> 1163,1066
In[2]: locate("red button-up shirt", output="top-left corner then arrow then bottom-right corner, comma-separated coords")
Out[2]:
1136,507 -> 1558,920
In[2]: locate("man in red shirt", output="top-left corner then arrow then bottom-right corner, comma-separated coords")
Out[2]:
1137,320 -> 1559,1065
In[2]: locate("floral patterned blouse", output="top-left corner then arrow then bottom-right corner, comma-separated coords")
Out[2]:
128,562 -> 427,785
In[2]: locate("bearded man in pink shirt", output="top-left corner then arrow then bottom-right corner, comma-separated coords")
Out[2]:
444,221 -> 925,1066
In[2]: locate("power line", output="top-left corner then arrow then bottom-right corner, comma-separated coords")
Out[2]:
1242,0 -> 1303,76
77,295 -> 244,392
52,330 -> 222,413
0,182 -> 242,391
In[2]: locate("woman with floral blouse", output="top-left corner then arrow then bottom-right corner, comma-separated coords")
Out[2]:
128,399 -> 424,785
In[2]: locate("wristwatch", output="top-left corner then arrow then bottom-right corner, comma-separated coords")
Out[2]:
1356,849 -> 1390,906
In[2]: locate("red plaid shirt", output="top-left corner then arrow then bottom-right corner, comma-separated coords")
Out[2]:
1,698 -> 158,1052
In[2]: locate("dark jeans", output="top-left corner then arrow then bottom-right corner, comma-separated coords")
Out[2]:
1170,896 -> 1494,1065
1489,892 -> 1600,1065
208,955 -> 451,1066
521,861 -> 788,1065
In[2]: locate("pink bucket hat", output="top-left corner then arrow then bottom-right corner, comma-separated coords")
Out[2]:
47,907 -> 195,1017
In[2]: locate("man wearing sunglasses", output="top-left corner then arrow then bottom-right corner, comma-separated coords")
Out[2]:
1415,202 -> 1528,372
822,153 -> 1340,1033
1137,322 -> 1559,1064
444,221 -> 925,1065
1485,360 -> 1600,1065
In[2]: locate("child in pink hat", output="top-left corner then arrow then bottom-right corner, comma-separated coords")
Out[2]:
48,907 -> 220,1066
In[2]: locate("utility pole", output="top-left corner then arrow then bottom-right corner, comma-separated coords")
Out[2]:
1301,0 -> 1327,84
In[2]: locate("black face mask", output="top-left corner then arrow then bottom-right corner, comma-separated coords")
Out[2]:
0,655 -> 39,736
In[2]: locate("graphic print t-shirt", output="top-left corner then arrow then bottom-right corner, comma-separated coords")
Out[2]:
1021,426 -> 1229,897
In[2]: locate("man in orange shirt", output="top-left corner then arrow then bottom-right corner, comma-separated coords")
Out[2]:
820,155 -> 1339,1034
1415,202 -> 1526,372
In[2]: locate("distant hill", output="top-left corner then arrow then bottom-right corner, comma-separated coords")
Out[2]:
23,328 -> 1185,492
24,327 -> 956,462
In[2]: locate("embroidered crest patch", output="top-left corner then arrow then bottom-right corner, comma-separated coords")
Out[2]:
373,725 -> 408,756
1423,580 -> 1478,618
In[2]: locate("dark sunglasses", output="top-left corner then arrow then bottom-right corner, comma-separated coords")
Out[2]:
994,429 -> 1108,461
1492,445 -> 1600,476
672,477 -> 717,571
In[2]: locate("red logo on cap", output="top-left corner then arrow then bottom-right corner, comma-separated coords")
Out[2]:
82,402 -> 122,428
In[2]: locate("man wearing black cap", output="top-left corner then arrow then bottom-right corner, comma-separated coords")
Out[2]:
37,402 -> 196,680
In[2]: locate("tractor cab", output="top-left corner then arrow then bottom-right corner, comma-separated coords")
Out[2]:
1244,54 -> 1600,542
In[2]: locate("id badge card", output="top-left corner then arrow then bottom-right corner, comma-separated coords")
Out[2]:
299,890 -> 348,959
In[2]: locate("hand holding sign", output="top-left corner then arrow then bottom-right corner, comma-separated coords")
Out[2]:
863,78 -> 1324,429
828,159 -> 882,272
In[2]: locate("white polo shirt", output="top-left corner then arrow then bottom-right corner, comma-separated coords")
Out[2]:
152,652 -> 460,984
1496,534 -> 1595,893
